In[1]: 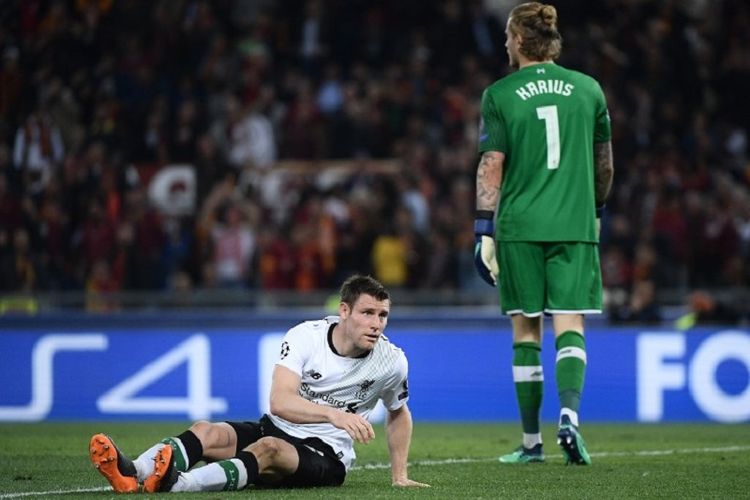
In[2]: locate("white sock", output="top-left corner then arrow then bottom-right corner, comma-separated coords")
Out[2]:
134,437 -> 192,482
174,459 -> 248,492
133,443 -> 165,482
560,408 -> 579,427
523,433 -> 542,449
170,471 -> 199,492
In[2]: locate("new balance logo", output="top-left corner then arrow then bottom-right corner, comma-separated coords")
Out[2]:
280,342 -> 290,360
305,369 -> 323,380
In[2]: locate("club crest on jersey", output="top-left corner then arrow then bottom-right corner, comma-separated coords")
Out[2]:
355,379 -> 375,399
478,117 -> 487,143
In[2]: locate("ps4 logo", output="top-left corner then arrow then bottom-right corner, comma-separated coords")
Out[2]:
0,334 -> 227,421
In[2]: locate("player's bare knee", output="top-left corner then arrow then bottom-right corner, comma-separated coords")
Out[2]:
552,314 -> 584,337
188,420 -> 213,440
190,420 -> 233,449
245,436 -> 282,461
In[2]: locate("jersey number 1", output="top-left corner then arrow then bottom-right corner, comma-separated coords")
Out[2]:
536,105 -> 560,169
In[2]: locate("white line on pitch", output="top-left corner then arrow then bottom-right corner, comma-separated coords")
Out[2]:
354,444 -> 750,469
0,487 -> 110,498
2,445 -> 749,498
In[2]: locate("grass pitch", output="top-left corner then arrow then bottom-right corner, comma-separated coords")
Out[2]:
1,422 -> 749,499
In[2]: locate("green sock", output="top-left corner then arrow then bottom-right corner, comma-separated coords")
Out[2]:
512,342 -> 543,435
161,437 -> 189,472
555,331 -> 587,419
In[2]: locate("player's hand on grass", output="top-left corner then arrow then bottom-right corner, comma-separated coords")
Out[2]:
392,477 -> 431,488
330,411 -> 375,443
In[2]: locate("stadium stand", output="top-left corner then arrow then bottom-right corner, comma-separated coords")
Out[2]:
0,0 -> 748,322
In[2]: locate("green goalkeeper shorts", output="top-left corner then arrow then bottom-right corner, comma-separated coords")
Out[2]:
496,241 -> 603,316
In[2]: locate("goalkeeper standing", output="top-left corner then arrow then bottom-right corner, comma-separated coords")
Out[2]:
473,2 -> 614,465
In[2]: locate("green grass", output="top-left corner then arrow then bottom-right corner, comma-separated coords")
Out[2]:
1,422 -> 749,498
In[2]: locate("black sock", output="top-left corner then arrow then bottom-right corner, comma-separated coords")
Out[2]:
176,430 -> 204,468
235,451 -> 259,485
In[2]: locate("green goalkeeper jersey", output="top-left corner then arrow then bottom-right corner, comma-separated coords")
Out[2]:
478,62 -> 611,242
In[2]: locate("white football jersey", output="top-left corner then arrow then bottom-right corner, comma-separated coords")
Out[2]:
268,315 -> 409,470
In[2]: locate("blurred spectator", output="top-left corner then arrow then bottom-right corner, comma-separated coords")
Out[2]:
78,198 -> 116,276
280,81 -> 325,159
169,98 -> 203,164
695,198 -> 740,286
686,290 -> 744,325
199,176 -> 258,288
467,0 -> 504,64
127,187 -> 166,289
37,194 -> 69,289
0,167 -> 23,232
0,46 -> 24,131
13,110 -> 64,194
85,257 -> 119,312
316,63 -> 344,115
650,185 -> 688,288
194,133 -> 231,202
226,93 -> 277,185
397,173 -> 429,235
371,229 -> 406,287
258,225 -> 295,289
610,279 -> 661,324
289,191 -> 335,290
298,0 -> 329,76
1,228 -> 37,291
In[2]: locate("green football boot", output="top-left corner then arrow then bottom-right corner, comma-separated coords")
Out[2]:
499,443 -> 545,464
557,416 -> 592,465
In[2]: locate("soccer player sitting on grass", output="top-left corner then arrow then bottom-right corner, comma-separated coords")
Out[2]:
89,275 -> 429,493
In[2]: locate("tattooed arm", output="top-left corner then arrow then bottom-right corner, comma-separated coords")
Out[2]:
594,141 -> 614,207
473,150 -> 505,286
476,151 -> 505,212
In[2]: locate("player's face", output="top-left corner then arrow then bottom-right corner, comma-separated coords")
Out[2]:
505,19 -> 520,69
341,294 -> 390,352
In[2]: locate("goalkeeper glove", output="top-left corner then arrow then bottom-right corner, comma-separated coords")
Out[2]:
595,204 -> 605,240
474,210 -> 499,287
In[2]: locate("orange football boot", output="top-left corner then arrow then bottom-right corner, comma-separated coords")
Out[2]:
89,433 -> 139,493
143,444 -> 179,493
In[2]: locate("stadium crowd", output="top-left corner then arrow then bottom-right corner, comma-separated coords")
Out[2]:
0,0 -> 748,320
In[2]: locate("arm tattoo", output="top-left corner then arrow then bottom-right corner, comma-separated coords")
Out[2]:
475,151 -> 504,212
594,141 -> 614,206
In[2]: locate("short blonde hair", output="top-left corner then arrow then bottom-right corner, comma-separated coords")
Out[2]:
508,2 -> 562,61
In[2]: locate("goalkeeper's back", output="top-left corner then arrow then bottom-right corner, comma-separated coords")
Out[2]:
478,63 -> 611,243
